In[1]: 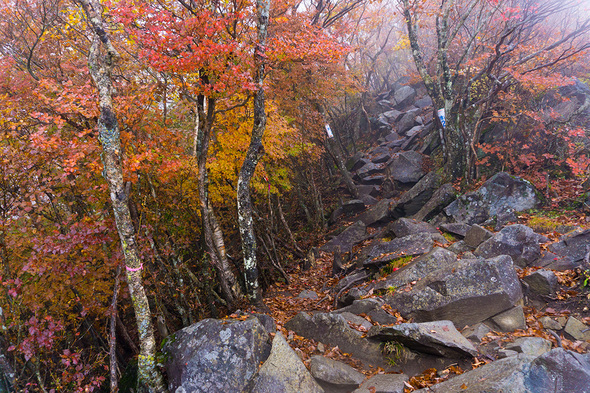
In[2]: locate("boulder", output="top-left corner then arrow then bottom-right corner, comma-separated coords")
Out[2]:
374,247 -> 457,291
251,332 -> 324,393
416,349 -> 590,392
539,316 -> 562,331
393,86 -> 417,109
414,96 -> 433,108
357,199 -> 393,226
386,255 -> 523,328
164,317 -> 271,393
487,306 -> 526,332
411,183 -> 456,222
447,240 -> 474,254
474,224 -> 543,267
391,171 -> 443,218
564,317 -> 590,341
389,151 -> 425,184
396,109 -> 421,135
284,312 -> 385,367
310,356 -> 365,393
368,320 -> 478,358
342,200 -> 366,215
389,218 -> 439,238
381,109 -> 404,123
464,224 -> 493,248
440,223 -> 471,238
356,162 -> 386,179
352,374 -> 408,393
363,233 -> 435,266
505,337 -> 552,357
522,269 -> 558,296
547,228 -> 590,269
334,298 -> 398,326
444,172 -> 540,224
321,221 -> 367,253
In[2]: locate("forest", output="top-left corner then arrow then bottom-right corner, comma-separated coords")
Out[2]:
0,0 -> 589,391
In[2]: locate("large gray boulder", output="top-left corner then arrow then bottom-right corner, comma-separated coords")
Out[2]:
368,320 -> 478,358
411,183 -> 456,222
388,151 -> 425,183
474,224 -> 543,267
357,199 -> 394,226
396,108 -> 421,135
284,312 -> 386,367
547,228 -> 590,269
416,349 -> 590,392
373,247 -> 457,291
251,333 -> 323,393
386,255 -> 523,328
394,86 -> 417,109
352,374 -> 408,393
321,221 -> 367,253
310,356 -> 365,393
391,171 -> 443,218
363,233 -> 435,266
164,317 -> 271,393
389,218 -> 439,238
445,172 -> 540,224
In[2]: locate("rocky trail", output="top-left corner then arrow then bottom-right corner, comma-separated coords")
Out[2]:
162,79 -> 590,393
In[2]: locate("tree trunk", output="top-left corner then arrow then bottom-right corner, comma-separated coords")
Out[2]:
77,1 -> 167,391
236,0 -> 270,304
194,96 -> 241,307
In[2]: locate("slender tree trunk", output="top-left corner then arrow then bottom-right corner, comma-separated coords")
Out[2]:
109,265 -> 121,393
236,0 -> 270,304
194,97 -> 241,307
77,1 -> 166,391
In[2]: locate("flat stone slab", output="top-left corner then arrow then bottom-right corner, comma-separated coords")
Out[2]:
367,320 -> 478,358
363,233 -> 435,266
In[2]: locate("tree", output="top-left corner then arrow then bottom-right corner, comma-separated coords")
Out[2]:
236,0 -> 270,304
76,0 -> 167,390
400,0 -> 590,181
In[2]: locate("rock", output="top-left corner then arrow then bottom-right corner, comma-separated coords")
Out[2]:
335,299 -> 398,326
474,224 -> 543,268
411,183 -> 456,222
525,348 -> 590,392
488,306 -> 526,332
564,317 -> 590,341
548,228 -> 590,269
368,320 -> 478,358
393,86 -> 417,109
371,154 -> 390,164
522,269 -> 558,296
298,290 -> 319,300
251,332 -> 324,393
387,255 -> 523,328
321,221 -> 367,253
342,200 -> 366,215
361,175 -> 386,185
464,224 -> 493,248
447,240 -> 474,254
357,199 -> 393,226
359,194 -> 379,206
284,312 -> 386,367
348,156 -> 370,172
396,109 -> 421,135
389,218 -> 439,238
505,337 -> 552,357
310,356 -> 365,393
391,171 -> 443,218
381,109 -> 404,123
416,348 -> 590,392
414,96 -> 433,108
539,316 -> 563,331
352,374 -> 409,393
340,312 -> 373,331
363,233 -> 435,266
357,184 -> 380,198
497,349 -> 519,359
461,323 -> 491,342
357,162 -> 386,179
444,172 -> 540,225
389,151 -> 425,183
440,223 -> 471,238
405,125 -> 424,138
164,317 -> 271,393
374,247 -> 457,291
